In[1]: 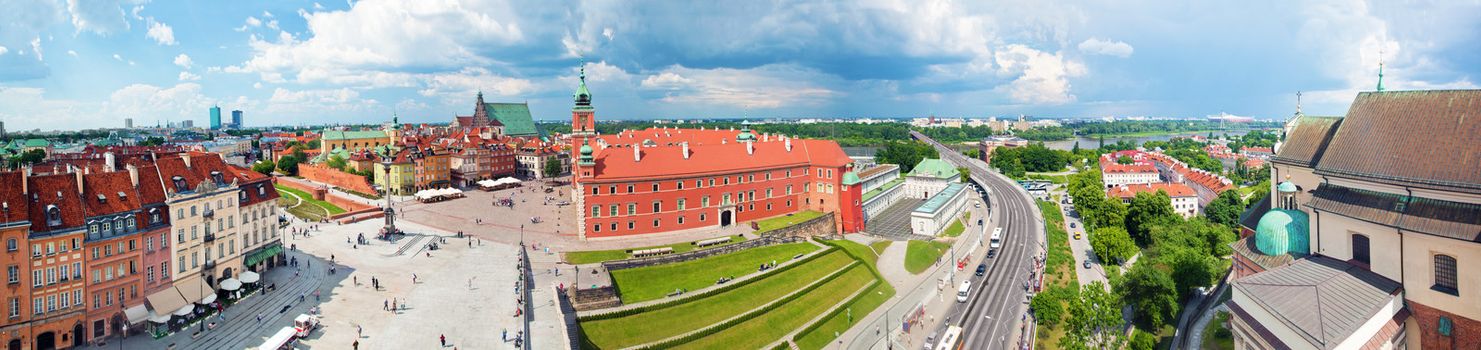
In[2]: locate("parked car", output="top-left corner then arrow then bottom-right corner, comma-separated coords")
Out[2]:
1074,233 -> 1081,240
1083,259 -> 1092,269
957,280 -> 973,302
1070,222 -> 1076,228
975,263 -> 987,277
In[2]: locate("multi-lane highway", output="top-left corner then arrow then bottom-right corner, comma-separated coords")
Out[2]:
911,131 -> 1044,350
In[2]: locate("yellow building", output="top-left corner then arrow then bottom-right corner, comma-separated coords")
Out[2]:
373,148 -> 415,195
410,147 -> 451,190
319,129 -> 390,154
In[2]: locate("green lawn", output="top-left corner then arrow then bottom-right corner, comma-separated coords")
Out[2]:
581,252 -> 854,348
611,243 -> 821,303
903,240 -> 952,274
868,241 -> 893,257
1201,311 -> 1234,350
274,185 -> 347,221
1035,200 -> 1079,350
563,235 -> 746,265
940,219 -> 966,237
823,239 -> 881,268
674,266 -> 876,350
754,210 -> 825,234
794,280 -> 896,349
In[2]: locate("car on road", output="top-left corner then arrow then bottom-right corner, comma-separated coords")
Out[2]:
1083,259 -> 1092,269
975,263 -> 987,276
957,280 -> 973,302
1070,222 -> 1076,228
1074,233 -> 1081,240
974,202 -> 981,208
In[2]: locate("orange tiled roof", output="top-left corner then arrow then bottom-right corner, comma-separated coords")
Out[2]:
1106,183 -> 1197,199
586,136 -> 850,181
0,172 -> 31,224
80,171 -> 141,217
26,173 -> 87,232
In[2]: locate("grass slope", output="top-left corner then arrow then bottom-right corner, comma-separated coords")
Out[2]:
754,210 -> 825,234
674,266 -> 876,350
581,252 -> 853,348
1035,200 -> 1079,349
563,235 -> 746,265
903,240 -> 952,275
611,242 -> 821,303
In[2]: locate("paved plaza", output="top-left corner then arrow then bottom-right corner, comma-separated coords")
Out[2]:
863,198 -> 930,241
112,216 -> 523,350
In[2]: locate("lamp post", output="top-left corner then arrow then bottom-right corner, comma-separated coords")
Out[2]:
119,324 -> 128,350
198,278 -> 206,333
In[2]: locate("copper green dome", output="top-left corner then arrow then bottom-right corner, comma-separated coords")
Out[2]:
573,65 -> 591,107
736,125 -> 757,142
1255,209 -> 1310,256
1277,181 -> 1297,193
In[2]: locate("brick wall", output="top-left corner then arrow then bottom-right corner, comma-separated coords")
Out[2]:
300,163 -> 377,195
1409,301 -> 1481,349
275,178 -> 326,200
760,212 -> 838,238
324,193 -> 374,212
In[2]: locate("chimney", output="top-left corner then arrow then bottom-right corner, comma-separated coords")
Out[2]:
682,142 -> 690,159
181,153 -> 192,168
126,164 -> 140,186
785,138 -> 793,152
104,152 -> 116,171
75,169 -> 85,195
633,144 -> 641,162
746,142 -> 754,155
21,166 -> 30,195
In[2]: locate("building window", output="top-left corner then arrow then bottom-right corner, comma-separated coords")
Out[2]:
610,223 -> 617,231
676,181 -> 684,190
627,221 -> 635,230
609,205 -> 618,217
45,205 -> 61,227
1434,255 -> 1458,295
593,224 -> 600,233
708,179 -> 715,187
6,266 -> 15,284
626,185 -> 634,193
702,196 -> 710,208
627,204 -> 636,216
723,177 -> 729,185
695,180 -> 703,188
591,206 -> 601,218
700,213 -> 707,221
653,219 -> 660,227
1351,234 -> 1370,266
678,216 -> 685,224
652,183 -> 660,192
677,199 -> 686,210
6,239 -> 14,251
652,201 -> 661,213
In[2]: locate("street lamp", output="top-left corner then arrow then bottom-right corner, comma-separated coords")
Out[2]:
120,324 -> 128,350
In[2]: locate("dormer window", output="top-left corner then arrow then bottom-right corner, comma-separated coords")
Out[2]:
96,194 -> 107,203
149,208 -> 161,224
257,185 -> 266,196
210,171 -> 224,184
45,205 -> 61,227
172,176 -> 187,192
239,192 -> 248,203
117,192 -> 127,200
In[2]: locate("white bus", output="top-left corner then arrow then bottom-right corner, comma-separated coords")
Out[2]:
990,228 -> 1003,250
936,325 -> 964,350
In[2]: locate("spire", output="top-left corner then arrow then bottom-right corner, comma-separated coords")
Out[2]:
573,58 -> 592,107
1376,49 -> 1386,92
1295,91 -> 1302,116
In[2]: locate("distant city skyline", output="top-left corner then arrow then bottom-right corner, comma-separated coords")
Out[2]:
1,1 -> 1479,132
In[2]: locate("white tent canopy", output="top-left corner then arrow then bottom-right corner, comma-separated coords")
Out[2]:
172,304 -> 194,316
220,278 -> 242,291
148,312 -> 172,323
198,293 -> 217,305
239,271 -> 260,284
125,304 -> 151,325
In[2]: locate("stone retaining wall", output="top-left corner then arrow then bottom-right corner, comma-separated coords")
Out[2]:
761,212 -> 838,238
299,163 -> 377,194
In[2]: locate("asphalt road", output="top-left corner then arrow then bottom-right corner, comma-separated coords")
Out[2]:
911,131 -> 1044,350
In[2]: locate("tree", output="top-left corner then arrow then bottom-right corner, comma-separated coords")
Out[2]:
306,139 -> 321,150
874,141 -> 938,172
1120,262 -> 1179,330
251,160 -> 276,175
290,146 -> 307,162
1130,329 -> 1158,350
1117,155 -> 1134,164
543,157 -> 562,178
1166,247 -> 1220,298
140,137 -> 166,146
277,156 -> 300,176
957,167 -> 970,183
1124,191 -> 1176,245
1062,281 -> 1127,350
326,154 -> 348,171
1203,190 -> 1245,228
1031,286 -> 1072,328
13,149 -> 46,167
1091,226 -> 1138,264
1071,141 -> 1080,153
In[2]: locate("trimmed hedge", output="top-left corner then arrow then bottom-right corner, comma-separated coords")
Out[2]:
791,239 -> 894,344
637,264 -> 867,349
578,246 -> 839,322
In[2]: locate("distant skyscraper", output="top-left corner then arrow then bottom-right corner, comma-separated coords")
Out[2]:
125,118 -> 133,129
231,110 -> 243,128
182,120 -> 195,128
210,105 -> 222,130
0,121 -> 6,138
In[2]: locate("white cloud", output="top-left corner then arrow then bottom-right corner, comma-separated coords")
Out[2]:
266,20 -> 279,30
146,18 -> 176,45
103,83 -> 216,125
253,82 -> 262,89
0,87 -> 100,130
178,71 -> 199,81
112,53 -> 122,61
66,0 -> 129,35
65,50 -> 76,57
265,87 -> 378,114
173,53 -> 192,68
417,67 -> 534,98
29,37 -> 42,61
130,5 -> 143,20
638,64 -> 836,108
993,45 -> 1085,105
263,11 -> 275,18
237,0 -> 525,85
246,16 -> 262,27
1078,38 -> 1133,58
0,46 -> 7,56
313,3 -> 325,10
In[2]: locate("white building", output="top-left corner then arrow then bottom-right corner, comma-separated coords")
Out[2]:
904,158 -> 959,199
911,182 -> 969,236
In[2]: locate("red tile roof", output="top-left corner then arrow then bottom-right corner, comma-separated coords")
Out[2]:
1106,183 -> 1198,199
26,173 -> 86,232
80,171 -> 141,217
586,137 -> 851,181
0,172 -> 31,224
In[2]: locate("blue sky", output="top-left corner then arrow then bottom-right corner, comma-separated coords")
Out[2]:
1,0 -> 1479,131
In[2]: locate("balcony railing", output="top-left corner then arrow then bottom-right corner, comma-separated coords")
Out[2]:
203,233 -> 216,242
202,208 -> 215,218
202,260 -> 216,271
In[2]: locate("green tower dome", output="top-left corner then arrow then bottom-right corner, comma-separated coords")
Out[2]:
579,143 -> 593,155
736,125 -> 757,142
1276,181 -> 1297,193
1254,209 -> 1310,256
841,171 -> 861,186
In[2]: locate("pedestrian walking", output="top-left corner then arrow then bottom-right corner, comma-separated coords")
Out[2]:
353,340 -> 359,350
502,328 -> 507,342
384,299 -> 388,311
256,313 -> 263,322
440,334 -> 446,347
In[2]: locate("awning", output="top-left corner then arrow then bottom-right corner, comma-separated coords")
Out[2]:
171,304 -> 194,316
198,293 -> 217,305
178,278 -> 213,304
245,244 -> 283,267
239,271 -> 260,284
125,304 -> 151,324
220,278 -> 242,291
148,312 -> 172,323
144,289 -> 188,319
